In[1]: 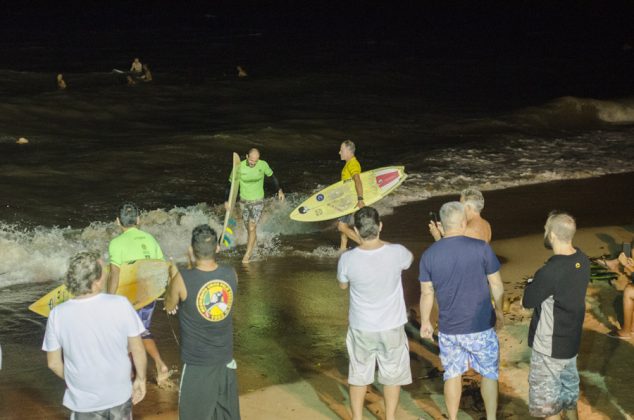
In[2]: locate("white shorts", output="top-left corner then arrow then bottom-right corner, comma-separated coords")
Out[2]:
346,326 -> 412,386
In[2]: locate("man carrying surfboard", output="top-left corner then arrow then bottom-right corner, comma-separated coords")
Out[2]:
224,148 -> 284,263
338,140 -> 364,250
108,203 -> 170,386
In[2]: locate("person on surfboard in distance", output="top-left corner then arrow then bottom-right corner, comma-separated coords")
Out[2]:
130,58 -> 143,76
338,140 -> 364,250
224,148 -> 284,263
108,203 -> 171,386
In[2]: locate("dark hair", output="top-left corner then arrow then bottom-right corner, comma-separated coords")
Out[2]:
191,224 -> 218,259
354,206 -> 380,239
118,203 -> 139,227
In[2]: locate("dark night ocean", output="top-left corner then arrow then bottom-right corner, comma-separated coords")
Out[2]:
0,1 -> 633,362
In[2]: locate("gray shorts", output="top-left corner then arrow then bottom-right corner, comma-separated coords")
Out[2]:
346,326 -> 412,386
71,399 -> 132,420
528,350 -> 579,417
240,200 -> 264,224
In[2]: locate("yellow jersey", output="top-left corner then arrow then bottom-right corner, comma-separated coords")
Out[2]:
341,156 -> 361,181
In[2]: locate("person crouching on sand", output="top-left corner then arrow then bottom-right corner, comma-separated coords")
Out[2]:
43,252 -> 147,418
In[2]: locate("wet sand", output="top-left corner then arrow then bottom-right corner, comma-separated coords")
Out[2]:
0,172 -> 633,419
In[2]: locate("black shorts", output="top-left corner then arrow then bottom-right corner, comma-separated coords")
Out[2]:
179,362 -> 240,420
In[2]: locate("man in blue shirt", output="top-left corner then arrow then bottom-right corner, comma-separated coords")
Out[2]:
419,201 -> 505,420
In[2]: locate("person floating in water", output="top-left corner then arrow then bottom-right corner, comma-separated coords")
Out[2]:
141,64 -> 152,82
130,58 -> 143,77
56,74 -> 67,90
236,65 -> 248,78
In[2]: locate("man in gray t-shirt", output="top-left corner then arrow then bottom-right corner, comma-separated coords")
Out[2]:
337,207 -> 413,420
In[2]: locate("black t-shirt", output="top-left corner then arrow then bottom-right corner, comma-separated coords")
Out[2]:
178,265 -> 237,366
522,249 -> 590,359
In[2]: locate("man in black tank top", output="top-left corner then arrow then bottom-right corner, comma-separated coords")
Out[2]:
165,225 -> 240,420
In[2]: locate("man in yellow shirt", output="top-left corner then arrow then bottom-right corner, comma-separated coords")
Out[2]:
338,140 -> 364,250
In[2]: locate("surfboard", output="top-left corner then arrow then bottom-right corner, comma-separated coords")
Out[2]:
219,152 -> 241,249
28,259 -> 170,318
290,166 -> 407,222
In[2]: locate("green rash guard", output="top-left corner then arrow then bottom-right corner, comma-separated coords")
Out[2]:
108,227 -> 164,267
232,159 -> 274,201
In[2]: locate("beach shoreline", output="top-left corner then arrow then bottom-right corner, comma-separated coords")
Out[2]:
0,172 -> 632,419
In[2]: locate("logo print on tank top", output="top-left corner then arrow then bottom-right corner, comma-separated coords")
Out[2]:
196,280 -> 234,322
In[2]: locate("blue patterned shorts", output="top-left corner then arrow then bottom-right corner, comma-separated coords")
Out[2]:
438,328 -> 499,380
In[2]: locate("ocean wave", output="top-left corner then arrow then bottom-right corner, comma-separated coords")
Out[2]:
514,96 -> 634,128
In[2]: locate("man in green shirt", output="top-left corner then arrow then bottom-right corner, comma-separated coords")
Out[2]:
108,203 -> 170,386
225,148 -> 284,263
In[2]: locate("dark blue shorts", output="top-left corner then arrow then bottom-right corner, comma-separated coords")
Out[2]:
137,301 -> 156,339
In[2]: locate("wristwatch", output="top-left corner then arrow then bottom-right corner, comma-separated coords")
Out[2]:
357,196 -> 364,201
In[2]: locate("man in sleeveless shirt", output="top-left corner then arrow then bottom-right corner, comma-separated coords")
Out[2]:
165,225 -> 240,420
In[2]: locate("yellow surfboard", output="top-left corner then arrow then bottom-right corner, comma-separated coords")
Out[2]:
290,166 -> 407,222
28,259 -> 170,317
219,152 -> 241,249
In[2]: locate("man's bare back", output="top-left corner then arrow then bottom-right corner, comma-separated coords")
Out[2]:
465,215 -> 492,243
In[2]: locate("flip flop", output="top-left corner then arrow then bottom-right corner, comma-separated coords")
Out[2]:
591,257 -> 609,269
606,330 -> 631,340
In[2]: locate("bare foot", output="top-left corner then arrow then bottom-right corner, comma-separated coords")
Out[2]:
242,255 -> 251,264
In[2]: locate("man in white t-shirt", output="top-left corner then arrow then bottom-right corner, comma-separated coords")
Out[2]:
337,206 -> 413,420
43,252 -> 147,419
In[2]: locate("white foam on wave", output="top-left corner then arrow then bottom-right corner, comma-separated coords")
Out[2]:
511,96 -> 634,127
387,134 -> 634,208
0,199 -> 326,288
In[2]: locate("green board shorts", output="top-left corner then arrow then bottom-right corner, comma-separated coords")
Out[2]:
179,361 -> 240,420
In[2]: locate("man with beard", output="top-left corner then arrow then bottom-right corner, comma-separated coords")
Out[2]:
522,211 -> 590,419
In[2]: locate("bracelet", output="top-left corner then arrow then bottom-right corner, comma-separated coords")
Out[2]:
357,196 -> 364,201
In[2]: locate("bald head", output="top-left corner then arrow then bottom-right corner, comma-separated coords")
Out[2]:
246,148 -> 260,167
